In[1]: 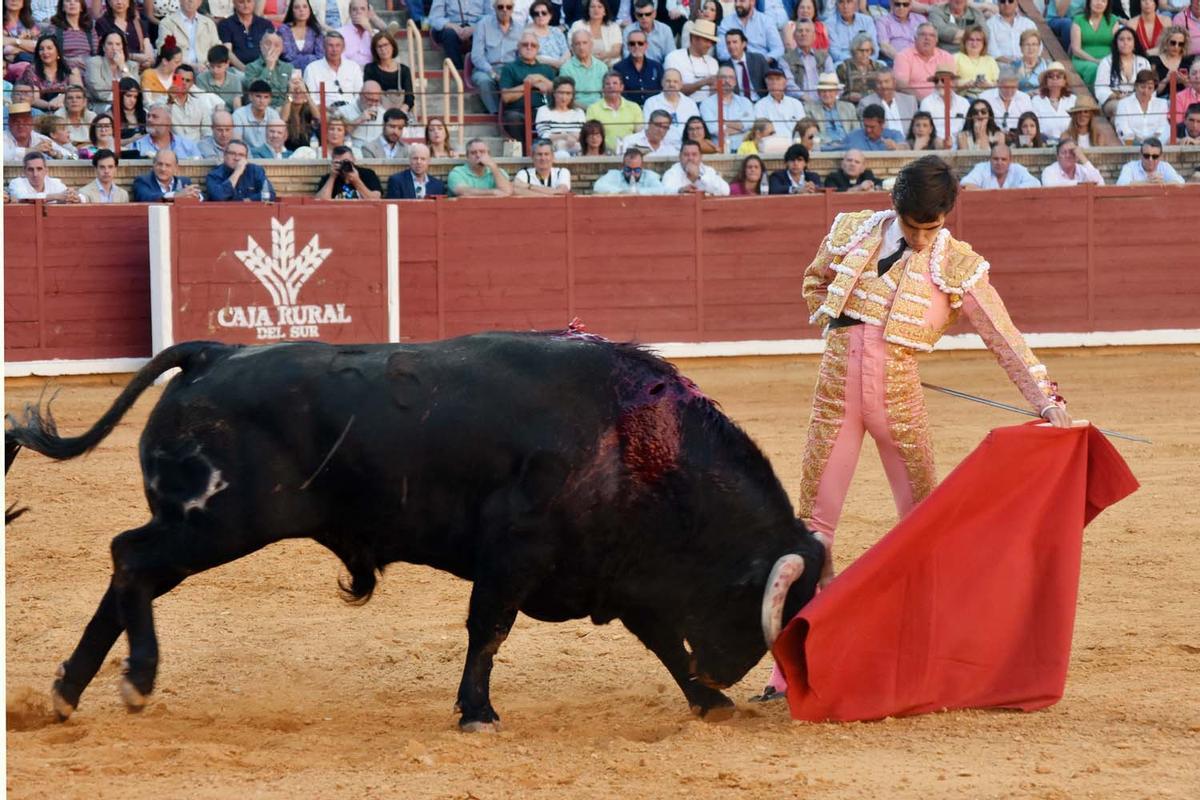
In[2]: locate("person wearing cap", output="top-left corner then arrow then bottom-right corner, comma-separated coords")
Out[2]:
205,138 -> 274,201
8,151 -> 81,201
1041,138 -> 1105,186
3,102 -> 57,162
717,0 -> 785,63
960,141 -> 1041,188
663,19 -> 721,102
754,66 -> 808,135
362,107 -> 410,159
828,0 -> 879,64
1030,60 -> 1077,141
232,78 -> 284,148
1115,68 -> 1172,143
918,65 -> 969,142
894,22 -> 958,99
977,67 -> 1033,134
614,23 -> 665,105
804,73 -> 860,149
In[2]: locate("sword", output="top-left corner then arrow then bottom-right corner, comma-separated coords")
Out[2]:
920,382 -> 1151,445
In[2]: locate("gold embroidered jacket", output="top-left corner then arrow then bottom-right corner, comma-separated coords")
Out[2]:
803,209 -> 1063,414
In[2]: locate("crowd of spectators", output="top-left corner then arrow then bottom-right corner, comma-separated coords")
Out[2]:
4,0 -> 1198,199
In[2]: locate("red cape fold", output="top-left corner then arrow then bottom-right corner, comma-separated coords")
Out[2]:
773,423 -> 1139,722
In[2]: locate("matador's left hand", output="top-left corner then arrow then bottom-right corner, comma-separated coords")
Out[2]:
1043,406 -> 1072,428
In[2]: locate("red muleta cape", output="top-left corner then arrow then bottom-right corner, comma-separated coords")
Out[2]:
773,422 -> 1139,722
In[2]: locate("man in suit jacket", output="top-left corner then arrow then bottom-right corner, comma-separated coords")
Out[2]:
156,0 -> 221,65
804,73 -> 861,150
720,29 -> 772,102
131,150 -> 202,202
385,143 -> 447,199
857,69 -> 918,136
363,109 -> 411,160
78,149 -> 130,203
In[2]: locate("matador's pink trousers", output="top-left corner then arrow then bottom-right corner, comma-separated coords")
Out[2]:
766,323 -> 936,693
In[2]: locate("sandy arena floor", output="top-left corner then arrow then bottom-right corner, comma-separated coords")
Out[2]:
5,346 -> 1199,799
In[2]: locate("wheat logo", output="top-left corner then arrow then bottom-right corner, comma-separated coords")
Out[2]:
218,217 -> 353,340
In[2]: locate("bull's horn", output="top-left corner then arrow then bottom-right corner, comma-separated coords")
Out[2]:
761,554 -> 806,648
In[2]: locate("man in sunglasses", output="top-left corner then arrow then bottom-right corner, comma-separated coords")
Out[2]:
875,0 -> 927,65
1116,137 -> 1186,185
615,26 -> 665,105
1171,0 -> 1200,57
623,0 -> 675,63
591,147 -> 664,194
471,0 -> 521,114
985,0 -> 1035,64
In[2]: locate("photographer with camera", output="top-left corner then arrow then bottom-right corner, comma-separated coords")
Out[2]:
315,145 -> 383,200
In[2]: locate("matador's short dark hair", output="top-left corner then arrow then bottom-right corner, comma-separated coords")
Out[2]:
892,155 -> 959,223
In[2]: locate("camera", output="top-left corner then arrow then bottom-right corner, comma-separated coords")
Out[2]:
338,160 -> 355,174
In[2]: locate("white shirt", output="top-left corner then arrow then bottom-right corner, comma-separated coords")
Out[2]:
1030,93 -> 1076,141
343,101 -> 386,145
231,105 -> 283,148
663,48 -> 720,103
3,130 -> 53,162
960,160 -> 1041,189
986,14 -> 1036,62
514,166 -> 571,189
8,175 -> 69,200
1115,158 -> 1185,185
874,95 -> 909,135
1114,95 -> 1171,143
661,162 -> 730,195
303,58 -> 365,107
618,130 -> 680,159
1093,55 -> 1151,106
1040,160 -> 1105,187
977,88 -> 1033,133
919,91 -> 970,143
642,92 -> 700,146
753,94 -> 807,136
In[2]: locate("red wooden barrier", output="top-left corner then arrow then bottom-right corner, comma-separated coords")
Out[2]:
5,187 -> 1199,369
4,202 -> 151,362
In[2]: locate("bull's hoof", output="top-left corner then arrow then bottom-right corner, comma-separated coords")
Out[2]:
459,720 -> 502,733
119,677 -> 148,712
51,663 -> 77,721
691,690 -> 736,721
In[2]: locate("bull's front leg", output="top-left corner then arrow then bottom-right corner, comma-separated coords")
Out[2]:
455,582 -> 519,732
621,610 -> 736,720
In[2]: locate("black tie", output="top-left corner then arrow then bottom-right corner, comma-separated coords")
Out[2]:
877,239 -> 908,275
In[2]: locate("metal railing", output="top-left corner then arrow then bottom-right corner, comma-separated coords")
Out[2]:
443,57 -> 466,153
405,18 -> 428,125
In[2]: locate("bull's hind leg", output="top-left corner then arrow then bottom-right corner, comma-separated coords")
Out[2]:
621,610 -> 736,720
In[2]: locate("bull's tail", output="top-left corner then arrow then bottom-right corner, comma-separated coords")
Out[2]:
5,342 -> 227,464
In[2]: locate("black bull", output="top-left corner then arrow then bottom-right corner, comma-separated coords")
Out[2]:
6,331 -> 823,730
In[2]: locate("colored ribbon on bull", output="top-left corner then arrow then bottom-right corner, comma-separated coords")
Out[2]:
772,422 -> 1139,723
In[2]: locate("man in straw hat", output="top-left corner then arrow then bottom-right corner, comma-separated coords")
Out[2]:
917,64 -> 969,142
664,18 -> 721,102
753,154 -> 1072,701
804,73 -> 860,150
3,102 -> 57,162
717,0 -> 785,62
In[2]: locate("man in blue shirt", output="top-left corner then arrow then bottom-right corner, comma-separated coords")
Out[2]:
429,0 -> 487,70
206,139 -> 275,201
960,142 -> 1041,189
717,0 -> 784,62
841,104 -> 905,150
131,104 -> 203,160
827,0 -> 878,64
614,25 -> 664,104
217,0 -> 276,70
470,0 -> 521,114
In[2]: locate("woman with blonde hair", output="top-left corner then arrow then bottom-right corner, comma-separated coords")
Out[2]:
424,115 -> 458,158
1150,26 -> 1192,96
736,117 -> 776,154
955,24 -> 999,98
1061,96 -> 1117,145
